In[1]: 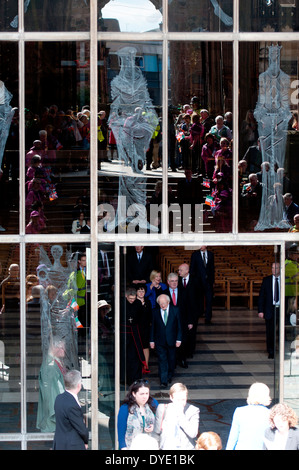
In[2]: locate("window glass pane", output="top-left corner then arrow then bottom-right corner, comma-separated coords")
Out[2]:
0,42 -> 19,235
98,42 -> 162,235
169,0 -> 233,32
98,243 -> 115,450
284,242 -> 299,418
240,1 -> 298,33
27,243 -> 91,435
100,0 -> 162,33
239,42 -> 299,233
0,442 -> 21,450
120,244 -> 277,449
0,245 -> 20,433
0,1 -> 18,31
24,0 -> 90,32
169,41 -> 233,233
25,42 -> 90,235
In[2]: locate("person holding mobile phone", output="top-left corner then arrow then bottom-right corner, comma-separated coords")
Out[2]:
117,379 -> 159,450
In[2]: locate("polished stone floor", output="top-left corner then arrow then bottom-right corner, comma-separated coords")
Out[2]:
146,307 -> 275,450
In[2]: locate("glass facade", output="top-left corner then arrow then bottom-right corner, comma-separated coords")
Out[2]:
0,0 -> 298,450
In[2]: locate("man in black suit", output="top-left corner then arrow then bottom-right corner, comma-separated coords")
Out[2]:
121,288 -> 147,385
126,246 -> 154,286
163,271 -> 194,368
190,246 -> 215,324
178,263 -> 198,359
258,262 -> 280,359
283,193 -> 299,225
150,294 -> 182,388
53,370 -> 89,450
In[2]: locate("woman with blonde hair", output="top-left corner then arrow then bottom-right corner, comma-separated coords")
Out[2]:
153,382 -> 200,450
226,382 -> 271,450
264,403 -> 299,450
145,270 -> 167,308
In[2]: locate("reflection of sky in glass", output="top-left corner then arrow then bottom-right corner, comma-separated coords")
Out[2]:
101,0 -> 162,32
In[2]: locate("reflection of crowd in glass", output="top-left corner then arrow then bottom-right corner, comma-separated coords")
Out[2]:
162,97 -> 299,232
2,96 -> 298,235
21,105 -> 97,234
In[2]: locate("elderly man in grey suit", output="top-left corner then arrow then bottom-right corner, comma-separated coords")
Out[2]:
150,294 -> 182,388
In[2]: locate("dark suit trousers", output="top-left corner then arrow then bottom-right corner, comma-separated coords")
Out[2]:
155,343 -> 176,384
199,282 -> 213,321
265,306 -> 277,356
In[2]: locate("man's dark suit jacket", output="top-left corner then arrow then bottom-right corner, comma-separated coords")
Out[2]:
178,276 -> 198,326
126,249 -> 154,285
163,281 -> 196,328
53,391 -> 89,450
286,201 -> 299,224
190,250 -> 215,287
150,304 -> 182,347
258,275 -> 277,320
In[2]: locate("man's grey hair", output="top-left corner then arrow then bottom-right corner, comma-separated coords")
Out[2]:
167,272 -> 178,281
64,369 -> 82,391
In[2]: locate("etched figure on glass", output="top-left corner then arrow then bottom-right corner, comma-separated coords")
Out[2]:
0,81 -> 17,169
37,245 -> 79,373
254,45 -> 292,231
108,46 -> 159,232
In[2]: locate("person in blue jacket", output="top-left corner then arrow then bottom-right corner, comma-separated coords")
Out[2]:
117,379 -> 158,449
226,382 -> 271,450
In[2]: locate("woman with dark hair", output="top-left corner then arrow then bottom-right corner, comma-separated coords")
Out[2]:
201,132 -> 219,179
117,380 -> 159,450
136,284 -> 152,372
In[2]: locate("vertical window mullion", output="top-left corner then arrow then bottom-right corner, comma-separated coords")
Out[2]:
90,0 -> 99,451
19,0 -> 27,447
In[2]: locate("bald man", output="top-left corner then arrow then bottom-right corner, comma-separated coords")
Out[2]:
177,263 -> 198,360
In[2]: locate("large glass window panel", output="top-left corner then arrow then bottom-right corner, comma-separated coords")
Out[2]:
0,42 -> 19,235
119,244 -> 277,449
25,42 -> 90,235
26,243 -> 91,436
99,0 -> 162,33
98,41 -> 162,235
168,41 -> 233,233
24,0 -> 90,32
0,1 -> 18,31
284,242 -> 299,417
238,42 -> 299,233
0,245 -> 20,433
240,0 -> 299,33
169,0 -> 233,32
98,243 -> 115,450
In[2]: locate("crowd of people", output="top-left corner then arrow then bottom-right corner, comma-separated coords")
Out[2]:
123,245 -> 215,387
115,380 -> 299,451
1,96 -> 298,235
169,98 -> 299,232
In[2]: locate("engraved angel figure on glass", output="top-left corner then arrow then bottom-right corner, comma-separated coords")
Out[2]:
108,46 -> 159,232
0,81 -> 17,169
254,44 -> 292,231
38,245 -> 79,371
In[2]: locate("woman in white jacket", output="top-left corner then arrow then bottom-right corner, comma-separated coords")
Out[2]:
153,383 -> 200,450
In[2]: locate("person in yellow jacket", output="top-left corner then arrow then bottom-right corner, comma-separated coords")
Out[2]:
64,252 -> 87,327
285,244 -> 299,339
